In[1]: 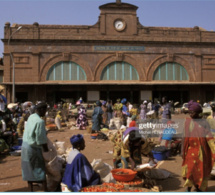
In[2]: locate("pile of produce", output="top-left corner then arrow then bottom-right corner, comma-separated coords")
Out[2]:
80,185 -> 118,192
116,178 -> 143,187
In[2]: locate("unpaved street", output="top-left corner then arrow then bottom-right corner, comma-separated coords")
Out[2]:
0,113 -> 215,192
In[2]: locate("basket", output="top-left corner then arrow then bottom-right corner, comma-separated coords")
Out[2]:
152,150 -> 167,161
111,168 -> 137,182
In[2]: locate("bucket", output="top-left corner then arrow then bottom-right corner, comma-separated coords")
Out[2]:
152,150 -> 167,161
61,183 -> 71,192
18,138 -> 23,146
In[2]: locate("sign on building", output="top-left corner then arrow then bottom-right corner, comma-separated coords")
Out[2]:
141,90 -> 152,101
87,91 -> 100,102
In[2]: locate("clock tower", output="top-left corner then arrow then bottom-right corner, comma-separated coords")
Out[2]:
99,1 -> 138,35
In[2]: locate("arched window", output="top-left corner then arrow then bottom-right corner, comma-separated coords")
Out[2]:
46,61 -> 86,81
100,61 -> 139,80
153,62 -> 189,80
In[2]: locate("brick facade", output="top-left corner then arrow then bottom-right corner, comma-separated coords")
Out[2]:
2,2 -> 215,104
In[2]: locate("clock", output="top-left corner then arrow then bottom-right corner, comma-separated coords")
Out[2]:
114,19 -> 126,31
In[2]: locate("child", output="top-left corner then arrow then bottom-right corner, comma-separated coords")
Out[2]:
160,120 -> 176,149
129,115 -> 137,127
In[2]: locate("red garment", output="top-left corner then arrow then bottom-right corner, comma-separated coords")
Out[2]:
182,118 -> 215,188
129,121 -> 136,127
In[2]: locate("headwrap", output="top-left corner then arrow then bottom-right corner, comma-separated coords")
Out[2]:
35,102 -> 47,110
143,100 -> 147,104
116,98 -> 121,102
102,101 -> 106,106
187,100 -> 202,113
96,100 -> 102,106
70,134 -> 84,145
121,98 -> 127,104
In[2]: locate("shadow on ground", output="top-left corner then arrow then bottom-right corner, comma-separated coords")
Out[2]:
154,170 -> 183,192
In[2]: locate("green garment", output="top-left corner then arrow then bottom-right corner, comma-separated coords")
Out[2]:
21,113 -> 47,181
22,113 -> 47,147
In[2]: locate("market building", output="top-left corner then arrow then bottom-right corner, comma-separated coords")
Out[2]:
2,0 -> 215,105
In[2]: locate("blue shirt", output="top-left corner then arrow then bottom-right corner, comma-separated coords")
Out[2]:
162,128 -> 176,141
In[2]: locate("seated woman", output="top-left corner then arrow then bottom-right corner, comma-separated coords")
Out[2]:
111,127 -> 155,170
62,134 -> 101,192
55,111 -> 63,131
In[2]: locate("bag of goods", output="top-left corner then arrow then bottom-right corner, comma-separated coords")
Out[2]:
54,141 -> 66,155
46,156 -> 63,181
42,138 -> 57,162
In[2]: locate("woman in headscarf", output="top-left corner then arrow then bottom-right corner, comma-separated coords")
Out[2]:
139,100 -> 148,121
55,111 -> 63,131
101,101 -> 108,126
111,127 -> 154,170
121,98 -> 130,126
62,134 -> 101,192
76,101 -> 88,130
91,100 -> 103,133
106,100 -> 113,125
182,100 -> 215,192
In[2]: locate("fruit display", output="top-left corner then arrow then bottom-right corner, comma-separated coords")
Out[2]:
116,177 -> 143,187
102,183 -> 124,190
80,184 -> 153,192
80,185 -> 118,192
118,187 -> 152,192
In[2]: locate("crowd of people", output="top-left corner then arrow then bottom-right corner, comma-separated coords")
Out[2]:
1,90 -> 215,192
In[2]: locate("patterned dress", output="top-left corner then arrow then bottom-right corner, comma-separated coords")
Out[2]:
76,105 -> 88,130
182,118 -> 215,191
111,128 -> 152,169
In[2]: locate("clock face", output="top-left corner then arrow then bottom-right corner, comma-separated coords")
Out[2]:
114,19 -> 126,31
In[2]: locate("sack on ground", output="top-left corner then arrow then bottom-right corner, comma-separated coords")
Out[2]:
54,141 -> 66,155
42,138 -> 58,162
91,159 -> 115,183
145,168 -> 171,179
46,156 -> 63,182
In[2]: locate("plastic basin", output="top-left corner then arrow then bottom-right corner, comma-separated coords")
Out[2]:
111,168 -> 137,182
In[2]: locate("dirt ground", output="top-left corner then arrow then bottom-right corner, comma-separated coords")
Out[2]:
0,113 -> 215,192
